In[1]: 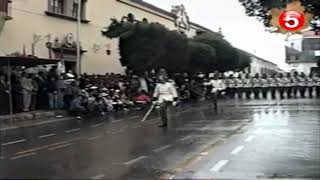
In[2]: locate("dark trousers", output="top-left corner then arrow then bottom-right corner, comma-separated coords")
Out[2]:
317,87 -> 320,97
244,88 -> 251,99
299,86 -> 306,98
308,87 -> 314,97
270,87 -> 276,99
253,87 -> 260,99
278,87 -> 285,99
287,87 -> 292,98
227,88 -> 235,98
292,86 -> 299,98
31,93 -> 37,110
211,92 -> 220,110
262,88 -> 268,99
160,101 -> 171,125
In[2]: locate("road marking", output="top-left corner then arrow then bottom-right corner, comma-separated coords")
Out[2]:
92,174 -> 105,179
124,156 -> 148,165
254,128 -> 263,134
210,160 -> 229,172
91,123 -> 104,128
231,145 -> 245,155
88,136 -> 102,141
112,119 -> 123,123
2,139 -> 27,146
10,152 -> 36,160
48,143 -> 73,151
65,128 -> 81,133
152,145 -> 172,153
16,139 -> 80,155
200,152 -> 209,155
111,130 -> 124,134
39,134 -> 56,139
245,135 -> 255,142
180,136 -> 192,141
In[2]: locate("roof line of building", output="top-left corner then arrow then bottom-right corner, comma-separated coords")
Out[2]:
236,48 -> 278,67
122,0 -> 217,34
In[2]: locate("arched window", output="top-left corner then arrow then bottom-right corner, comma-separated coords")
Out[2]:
142,18 -> 148,23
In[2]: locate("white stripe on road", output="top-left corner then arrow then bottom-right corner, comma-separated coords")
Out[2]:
245,135 -> 255,142
254,128 -> 263,134
92,174 -> 105,179
39,134 -> 56,139
210,160 -> 229,172
91,123 -> 104,128
10,152 -> 36,160
124,156 -> 148,165
180,136 -> 192,141
231,145 -> 245,155
2,139 -> 27,146
65,128 -> 81,133
48,143 -> 73,151
200,152 -> 209,155
88,136 -> 102,141
112,119 -> 123,123
152,145 -> 172,153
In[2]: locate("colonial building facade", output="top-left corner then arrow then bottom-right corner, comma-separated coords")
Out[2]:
286,30 -> 320,74
0,0 -> 218,74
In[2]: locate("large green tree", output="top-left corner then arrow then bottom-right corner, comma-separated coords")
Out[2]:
239,0 -> 320,34
192,32 -> 241,72
188,41 -> 216,73
103,18 -> 251,73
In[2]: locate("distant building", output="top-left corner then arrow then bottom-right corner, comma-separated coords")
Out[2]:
286,30 -> 320,74
0,0 -> 220,74
237,48 -> 281,76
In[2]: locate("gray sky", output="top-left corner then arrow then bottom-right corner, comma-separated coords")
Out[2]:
145,0 -> 289,70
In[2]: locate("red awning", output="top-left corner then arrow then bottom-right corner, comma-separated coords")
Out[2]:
0,56 -> 60,66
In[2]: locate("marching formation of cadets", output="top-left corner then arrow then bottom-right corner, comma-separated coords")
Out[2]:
221,72 -> 320,99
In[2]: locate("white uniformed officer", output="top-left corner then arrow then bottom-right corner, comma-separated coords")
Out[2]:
206,74 -> 226,110
252,73 -> 261,99
298,72 -> 307,98
277,73 -> 285,99
153,75 -> 178,127
243,74 -> 252,99
260,74 -> 269,99
268,74 -> 278,99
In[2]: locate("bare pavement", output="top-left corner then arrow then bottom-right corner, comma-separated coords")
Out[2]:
0,98 -> 319,179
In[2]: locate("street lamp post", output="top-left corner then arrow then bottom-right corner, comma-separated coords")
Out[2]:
76,0 -> 82,76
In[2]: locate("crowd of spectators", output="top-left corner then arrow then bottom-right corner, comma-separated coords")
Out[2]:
0,67 -> 231,117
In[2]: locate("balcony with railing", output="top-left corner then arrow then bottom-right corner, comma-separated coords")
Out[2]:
0,0 -> 12,32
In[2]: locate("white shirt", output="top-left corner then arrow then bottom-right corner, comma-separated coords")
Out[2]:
153,82 -> 178,103
207,79 -> 226,93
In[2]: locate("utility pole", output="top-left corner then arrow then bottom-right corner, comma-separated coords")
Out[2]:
76,0 -> 82,76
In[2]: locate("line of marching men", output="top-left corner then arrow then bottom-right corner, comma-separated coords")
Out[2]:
209,72 -> 320,99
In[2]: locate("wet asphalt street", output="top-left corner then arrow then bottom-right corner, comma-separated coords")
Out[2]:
0,98 -> 319,179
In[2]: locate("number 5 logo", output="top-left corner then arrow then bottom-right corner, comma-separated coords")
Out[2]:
279,11 -> 305,31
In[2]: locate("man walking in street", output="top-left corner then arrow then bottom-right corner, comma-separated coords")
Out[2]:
153,75 -> 178,128
206,74 -> 226,111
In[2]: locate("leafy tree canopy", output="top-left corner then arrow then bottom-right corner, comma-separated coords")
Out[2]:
239,0 -> 320,34
103,18 -> 251,74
